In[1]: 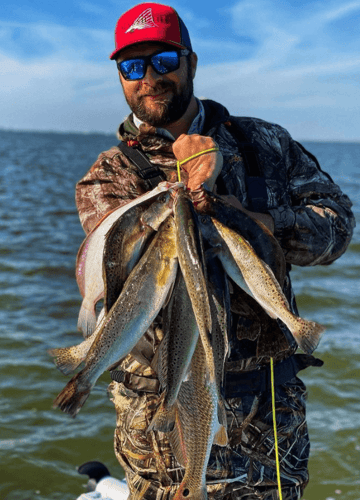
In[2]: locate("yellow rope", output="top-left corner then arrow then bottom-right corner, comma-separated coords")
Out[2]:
176,147 -> 219,183
270,357 -> 283,500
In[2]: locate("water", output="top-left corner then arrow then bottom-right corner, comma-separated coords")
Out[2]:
0,130 -> 359,500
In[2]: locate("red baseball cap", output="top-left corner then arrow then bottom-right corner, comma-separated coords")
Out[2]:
109,3 -> 192,60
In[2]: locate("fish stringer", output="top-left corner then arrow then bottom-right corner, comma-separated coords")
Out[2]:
176,147 -> 220,183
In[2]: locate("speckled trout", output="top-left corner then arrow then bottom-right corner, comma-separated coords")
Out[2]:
211,217 -> 325,354
52,216 -> 178,417
196,189 -> 286,287
170,339 -> 228,500
103,191 -> 173,313
173,188 -> 216,382
76,182 -> 181,337
49,192 -> 176,376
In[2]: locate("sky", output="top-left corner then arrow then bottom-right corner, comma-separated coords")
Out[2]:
1,0 -> 359,141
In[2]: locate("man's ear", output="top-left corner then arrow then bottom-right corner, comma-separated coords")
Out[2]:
190,52 -> 198,79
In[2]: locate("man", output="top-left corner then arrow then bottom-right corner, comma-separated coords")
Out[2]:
75,3 -> 355,499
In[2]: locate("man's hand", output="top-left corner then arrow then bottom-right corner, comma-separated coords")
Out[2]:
172,134 -> 223,191
221,194 -> 275,234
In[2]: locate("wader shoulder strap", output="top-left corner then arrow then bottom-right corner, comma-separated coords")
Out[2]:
117,141 -> 166,190
227,118 -> 268,212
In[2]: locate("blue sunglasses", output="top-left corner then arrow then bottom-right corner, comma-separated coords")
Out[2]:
117,49 -> 190,81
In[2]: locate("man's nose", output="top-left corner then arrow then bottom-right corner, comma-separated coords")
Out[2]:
141,64 -> 163,85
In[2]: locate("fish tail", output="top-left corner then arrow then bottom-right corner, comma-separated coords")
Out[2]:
77,302 -> 97,338
52,372 -> 91,417
292,318 -> 325,354
173,483 -> 207,500
148,400 -> 176,433
48,346 -> 84,375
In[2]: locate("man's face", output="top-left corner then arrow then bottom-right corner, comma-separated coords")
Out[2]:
117,42 -> 197,127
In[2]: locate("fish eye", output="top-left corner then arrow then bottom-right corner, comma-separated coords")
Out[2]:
183,489 -> 190,497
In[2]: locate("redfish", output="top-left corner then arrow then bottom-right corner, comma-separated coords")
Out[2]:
148,271 -> 199,433
170,338 -> 227,500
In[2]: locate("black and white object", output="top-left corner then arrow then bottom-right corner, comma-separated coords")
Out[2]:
76,461 -> 129,500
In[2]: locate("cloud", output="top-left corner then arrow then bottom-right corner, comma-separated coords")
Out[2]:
1,0 -> 360,140
77,1 -> 109,16
194,0 -> 360,140
0,17 -> 128,133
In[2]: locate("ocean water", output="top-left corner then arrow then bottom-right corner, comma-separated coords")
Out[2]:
0,130 -> 359,500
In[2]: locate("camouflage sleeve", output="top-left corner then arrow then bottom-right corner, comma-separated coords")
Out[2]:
75,146 -> 148,234
268,135 -> 355,266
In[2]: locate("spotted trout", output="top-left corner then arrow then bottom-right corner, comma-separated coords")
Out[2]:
52,216 -> 178,417
103,191 -> 173,313
196,189 -> 286,287
173,188 -> 216,382
211,217 -> 325,354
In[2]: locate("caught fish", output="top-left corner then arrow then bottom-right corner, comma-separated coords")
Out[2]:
173,188 -> 216,382
76,182 -> 180,337
48,332 -> 98,376
196,189 -> 286,287
104,190 -> 174,313
205,253 -> 231,396
170,339 -> 228,500
211,217 -> 325,354
49,305 -> 152,377
52,216 -> 178,417
149,270 -> 199,433
103,205 -> 153,314
197,194 -> 290,356
140,191 -> 174,231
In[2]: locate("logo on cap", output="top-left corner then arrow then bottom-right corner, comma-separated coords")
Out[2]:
125,8 -> 158,33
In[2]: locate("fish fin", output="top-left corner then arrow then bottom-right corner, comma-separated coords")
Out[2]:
213,424 -> 228,447
52,372 -> 92,417
148,399 -> 176,433
198,487 -> 208,500
77,301 -> 97,338
130,345 -> 152,367
48,346 -> 84,375
163,275 -> 176,309
292,319 -> 325,354
150,344 -> 160,374
217,400 -> 227,429
168,406 -> 188,468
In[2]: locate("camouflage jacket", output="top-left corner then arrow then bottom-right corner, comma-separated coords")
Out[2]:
75,99 -> 354,498
76,98 -> 355,370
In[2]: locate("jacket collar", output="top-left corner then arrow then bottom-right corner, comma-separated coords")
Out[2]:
117,98 -> 230,143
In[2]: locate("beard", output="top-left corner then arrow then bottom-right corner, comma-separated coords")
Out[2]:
123,63 -> 194,127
